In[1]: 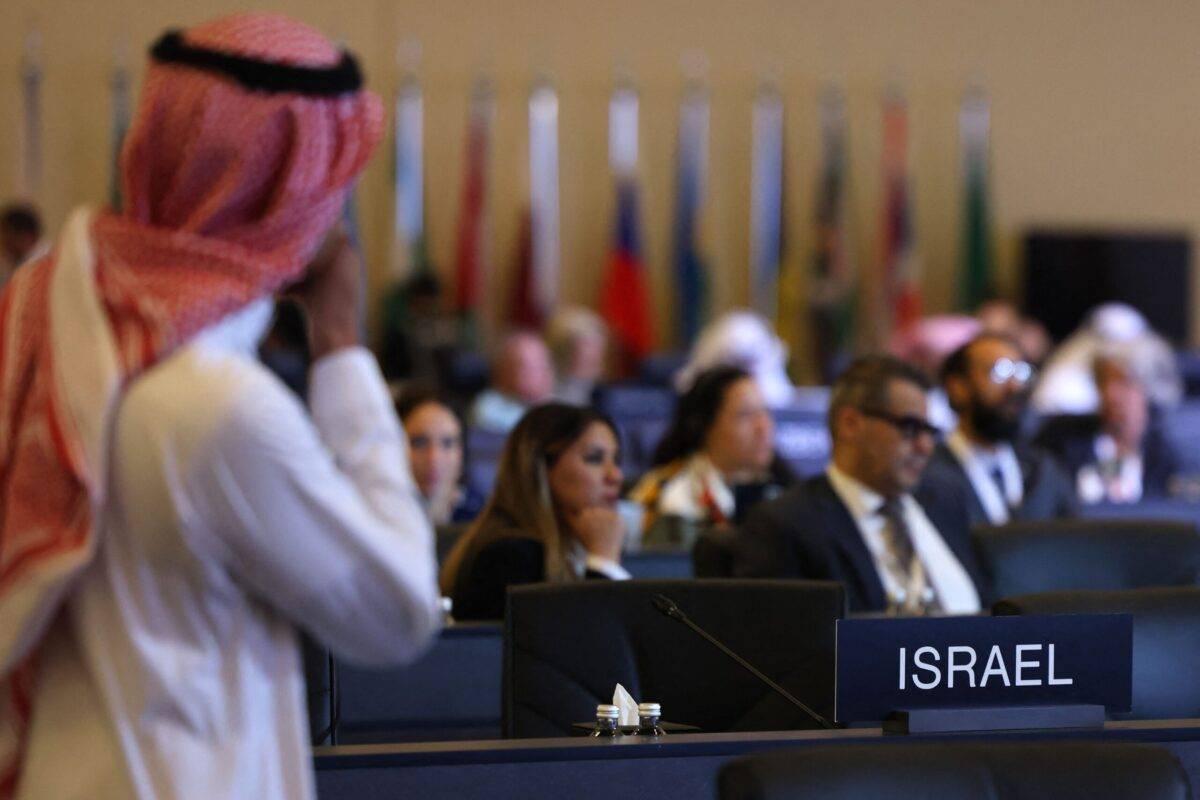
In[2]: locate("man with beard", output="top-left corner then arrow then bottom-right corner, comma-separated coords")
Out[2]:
734,356 -> 984,615
925,334 -> 1076,527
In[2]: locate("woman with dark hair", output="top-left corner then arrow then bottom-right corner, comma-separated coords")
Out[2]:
439,403 -> 629,620
631,365 -> 791,543
395,388 -> 484,525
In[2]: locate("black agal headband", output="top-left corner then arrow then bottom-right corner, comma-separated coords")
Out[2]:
150,30 -> 362,96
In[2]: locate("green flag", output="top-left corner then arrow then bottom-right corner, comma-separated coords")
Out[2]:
959,85 -> 994,310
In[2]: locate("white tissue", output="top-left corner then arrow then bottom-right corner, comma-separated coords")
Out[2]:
612,683 -> 639,726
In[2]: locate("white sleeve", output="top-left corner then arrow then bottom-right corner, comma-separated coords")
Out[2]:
190,347 -> 441,666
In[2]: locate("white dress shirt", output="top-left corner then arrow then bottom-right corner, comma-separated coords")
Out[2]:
826,466 -> 980,615
945,429 -> 1023,525
1076,434 -> 1144,504
17,299 -> 442,800
657,454 -> 736,522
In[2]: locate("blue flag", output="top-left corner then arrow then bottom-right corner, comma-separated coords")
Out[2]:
673,84 -> 710,348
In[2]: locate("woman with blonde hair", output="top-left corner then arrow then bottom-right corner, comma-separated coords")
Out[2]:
440,403 -> 629,620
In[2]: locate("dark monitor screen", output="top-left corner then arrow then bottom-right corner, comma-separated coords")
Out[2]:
1023,230 -> 1191,345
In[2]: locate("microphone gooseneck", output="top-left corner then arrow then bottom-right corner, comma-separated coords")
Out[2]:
649,593 -> 835,730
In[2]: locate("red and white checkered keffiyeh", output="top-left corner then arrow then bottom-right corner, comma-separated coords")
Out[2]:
0,14 -> 382,796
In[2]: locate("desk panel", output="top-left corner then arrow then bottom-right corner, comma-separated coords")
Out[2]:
316,720 -> 1200,800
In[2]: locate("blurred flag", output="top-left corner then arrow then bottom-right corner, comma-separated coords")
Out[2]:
958,84 -> 994,311
879,87 -> 921,339
809,87 -> 858,382
108,42 -> 131,211
507,209 -> 537,328
749,83 -> 784,322
453,78 -> 493,343
599,82 -> 654,373
528,81 -> 562,326
673,83 -> 711,347
19,29 -> 42,203
391,68 -> 427,281
378,57 -> 430,371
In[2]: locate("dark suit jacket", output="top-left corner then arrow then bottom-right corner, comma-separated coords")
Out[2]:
1033,414 -> 1180,500
732,473 -> 988,613
450,536 -> 609,621
920,441 -> 1077,528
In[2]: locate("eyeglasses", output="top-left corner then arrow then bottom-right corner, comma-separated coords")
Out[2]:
988,357 -> 1035,387
859,408 -> 942,441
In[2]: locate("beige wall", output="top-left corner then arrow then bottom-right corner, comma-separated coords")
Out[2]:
4,1 -> 1200,361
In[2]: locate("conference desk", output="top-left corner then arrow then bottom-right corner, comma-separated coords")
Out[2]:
315,719 -> 1200,799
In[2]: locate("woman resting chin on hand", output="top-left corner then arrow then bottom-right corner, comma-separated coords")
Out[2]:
440,404 -> 629,621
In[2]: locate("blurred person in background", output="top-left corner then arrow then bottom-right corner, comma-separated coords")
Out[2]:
631,366 -> 792,545
975,298 -> 1051,366
440,404 -> 629,620
1032,303 -> 1182,415
887,314 -> 982,431
674,310 -> 797,408
0,15 -> 440,799
1035,342 -> 1182,503
469,330 -> 556,433
396,388 -> 484,524
545,305 -> 609,405
924,334 -> 1076,526
379,270 -> 460,384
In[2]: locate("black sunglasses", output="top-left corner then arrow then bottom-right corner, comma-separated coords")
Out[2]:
859,408 -> 942,441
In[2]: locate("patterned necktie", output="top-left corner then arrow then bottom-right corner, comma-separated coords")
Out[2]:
989,465 -> 1015,517
877,498 -> 938,616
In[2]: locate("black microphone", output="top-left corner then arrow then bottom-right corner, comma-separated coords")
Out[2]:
650,593 -> 835,730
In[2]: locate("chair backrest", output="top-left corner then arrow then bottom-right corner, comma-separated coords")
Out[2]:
993,586 -> 1200,720
718,742 -> 1190,800
464,427 -> 508,495
330,622 -> 503,743
692,529 -> 739,578
503,579 -> 842,738
301,634 -> 333,745
435,522 -> 470,563
972,518 -> 1200,598
772,414 -> 831,479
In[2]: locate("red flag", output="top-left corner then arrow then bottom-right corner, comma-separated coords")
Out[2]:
507,209 -> 541,328
880,91 -> 921,338
454,82 -> 490,319
599,180 -> 654,372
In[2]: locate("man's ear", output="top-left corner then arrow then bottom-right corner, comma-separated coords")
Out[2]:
832,405 -> 861,444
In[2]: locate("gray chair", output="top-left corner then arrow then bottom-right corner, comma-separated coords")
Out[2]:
994,586 -> 1200,720
718,742 -> 1190,800
972,518 -> 1200,599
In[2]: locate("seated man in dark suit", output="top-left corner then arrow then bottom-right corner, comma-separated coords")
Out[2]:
1034,346 -> 1181,503
923,333 -> 1076,527
734,356 -> 984,615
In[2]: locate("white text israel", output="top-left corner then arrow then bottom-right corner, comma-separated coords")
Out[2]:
898,644 -> 1074,690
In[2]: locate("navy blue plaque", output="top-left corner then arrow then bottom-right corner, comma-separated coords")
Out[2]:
835,614 -> 1132,722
